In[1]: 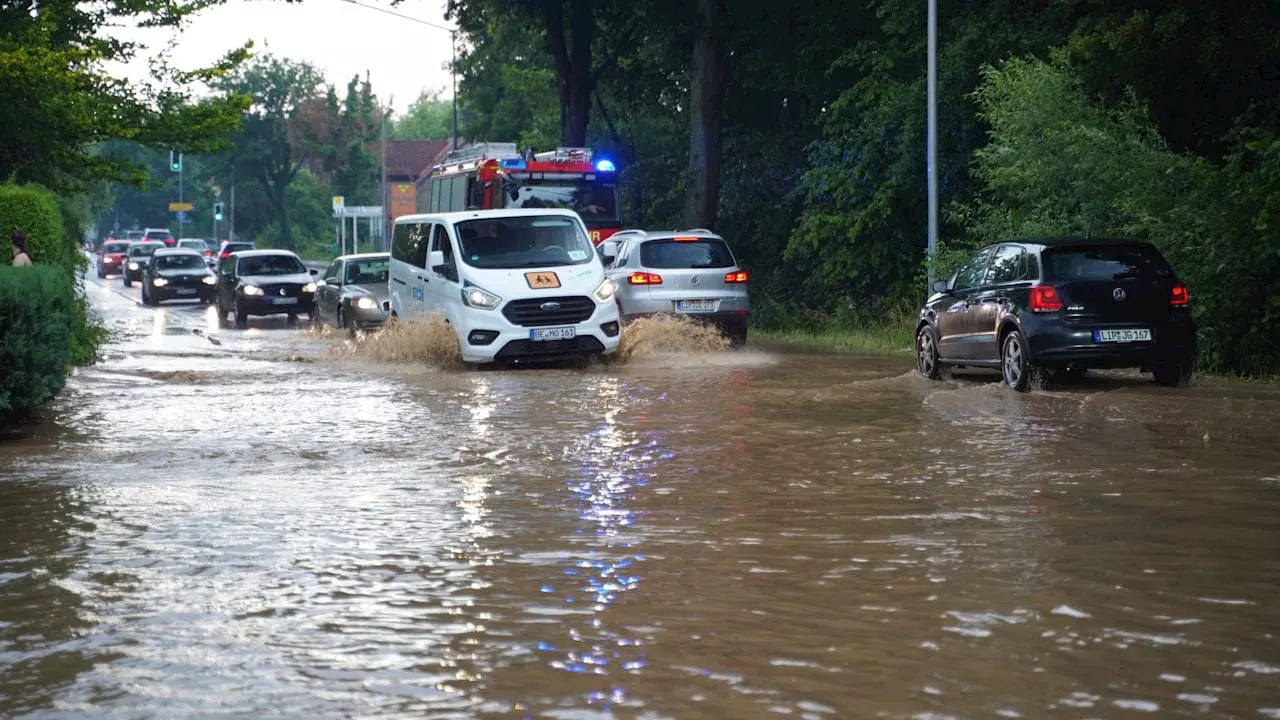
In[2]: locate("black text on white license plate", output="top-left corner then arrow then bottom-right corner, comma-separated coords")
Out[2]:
530,327 -> 576,341
1094,328 -> 1151,343
271,297 -> 299,305
175,288 -> 197,295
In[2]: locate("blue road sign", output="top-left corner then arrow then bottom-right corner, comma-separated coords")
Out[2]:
176,211 -> 187,221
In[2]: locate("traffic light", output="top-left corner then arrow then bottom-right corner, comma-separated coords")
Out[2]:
213,202 -> 224,221
169,151 -> 182,172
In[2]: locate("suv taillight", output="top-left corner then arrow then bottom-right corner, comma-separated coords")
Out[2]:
1029,285 -> 1064,312
1170,282 -> 1189,306
628,272 -> 662,285
724,270 -> 748,283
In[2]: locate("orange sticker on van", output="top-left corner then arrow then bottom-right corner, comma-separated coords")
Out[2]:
524,271 -> 561,289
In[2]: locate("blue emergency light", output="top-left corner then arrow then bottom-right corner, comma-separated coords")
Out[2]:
501,158 -> 527,170
595,159 -> 616,173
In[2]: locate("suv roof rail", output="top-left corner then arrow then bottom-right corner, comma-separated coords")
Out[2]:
608,229 -> 647,239
680,228 -> 715,234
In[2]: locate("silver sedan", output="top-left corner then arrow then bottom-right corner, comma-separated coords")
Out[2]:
313,253 -> 392,331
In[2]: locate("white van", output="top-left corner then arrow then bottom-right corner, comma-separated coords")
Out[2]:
388,208 -> 622,364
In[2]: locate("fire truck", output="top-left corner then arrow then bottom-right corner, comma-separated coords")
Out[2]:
415,142 -> 623,244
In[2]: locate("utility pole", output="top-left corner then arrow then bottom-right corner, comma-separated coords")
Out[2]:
926,0 -> 938,290
229,181 -> 236,242
452,30 -> 459,150
381,96 -> 389,250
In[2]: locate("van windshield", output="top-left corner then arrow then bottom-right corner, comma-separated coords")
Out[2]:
454,216 -> 594,270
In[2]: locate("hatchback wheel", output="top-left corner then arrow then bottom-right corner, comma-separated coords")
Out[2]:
1152,358 -> 1193,387
916,326 -> 942,380
1001,330 -> 1037,392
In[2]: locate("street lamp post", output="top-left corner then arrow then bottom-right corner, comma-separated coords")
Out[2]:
926,0 -> 938,291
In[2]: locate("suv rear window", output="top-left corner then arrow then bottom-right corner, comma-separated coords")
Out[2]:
640,238 -> 736,269
1043,244 -> 1173,282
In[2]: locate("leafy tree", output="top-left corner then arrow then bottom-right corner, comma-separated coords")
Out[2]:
0,0 -> 248,191
392,89 -> 458,140
212,54 -> 327,251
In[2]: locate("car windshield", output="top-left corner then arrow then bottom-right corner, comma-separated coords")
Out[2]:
145,231 -> 168,239
124,231 -> 144,241
129,243 -> 163,257
238,254 -> 306,276
156,254 -> 207,271
505,181 -> 619,224
178,240 -> 207,250
1044,244 -> 1173,281
104,242 -> 130,254
344,258 -> 390,284
641,238 -> 736,269
455,216 -> 595,269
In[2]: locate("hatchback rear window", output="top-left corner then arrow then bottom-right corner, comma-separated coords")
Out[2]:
1043,244 -> 1173,281
640,238 -> 735,269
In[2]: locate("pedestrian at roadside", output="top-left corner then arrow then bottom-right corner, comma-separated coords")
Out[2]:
11,231 -> 32,266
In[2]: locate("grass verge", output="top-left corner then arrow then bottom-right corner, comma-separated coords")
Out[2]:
754,321 -> 915,355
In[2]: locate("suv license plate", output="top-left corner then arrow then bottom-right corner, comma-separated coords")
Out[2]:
531,327 -> 576,342
675,299 -> 717,313
1094,328 -> 1151,343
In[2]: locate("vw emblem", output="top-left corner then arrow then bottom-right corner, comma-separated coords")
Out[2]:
279,288 -> 287,296
690,276 -> 700,286
1112,287 -> 1127,301
540,301 -> 561,311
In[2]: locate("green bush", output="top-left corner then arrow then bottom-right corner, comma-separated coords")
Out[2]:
0,184 -> 65,268
0,265 -> 75,421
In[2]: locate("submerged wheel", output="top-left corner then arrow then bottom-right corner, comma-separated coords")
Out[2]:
1001,329 -> 1037,392
1152,358 -> 1193,387
916,326 -> 942,380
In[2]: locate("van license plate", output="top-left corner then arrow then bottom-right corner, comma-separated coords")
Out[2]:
675,300 -> 717,313
271,297 -> 298,305
1094,328 -> 1151,343
531,327 -> 576,341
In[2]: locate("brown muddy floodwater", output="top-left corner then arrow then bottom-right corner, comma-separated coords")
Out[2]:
2,270 -> 1279,719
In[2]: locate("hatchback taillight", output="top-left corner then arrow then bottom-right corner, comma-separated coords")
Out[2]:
1029,285 -> 1064,312
1170,282 -> 1189,306
628,272 -> 663,285
724,270 -> 748,284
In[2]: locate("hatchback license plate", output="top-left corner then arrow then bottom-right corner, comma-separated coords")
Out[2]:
1094,328 -> 1151,343
675,299 -> 717,313
174,288 -> 197,295
531,327 -> 576,342
271,296 -> 299,305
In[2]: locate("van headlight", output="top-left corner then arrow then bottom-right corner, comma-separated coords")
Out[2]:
461,285 -> 501,310
593,277 -> 616,302
152,277 -> 168,287
242,285 -> 264,296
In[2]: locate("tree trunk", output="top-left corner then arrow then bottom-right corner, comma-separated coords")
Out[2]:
261,173 -> 297,252
543,0 -> 594,147
683,0 -> 725,229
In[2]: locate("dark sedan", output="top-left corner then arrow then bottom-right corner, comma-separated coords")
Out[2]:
140,248 -> 217,305
915,236 -> 1196,391
215,249 -> 318,328
314,253 -> 391,331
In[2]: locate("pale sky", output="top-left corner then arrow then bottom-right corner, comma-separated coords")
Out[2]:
104,0 -> 456,116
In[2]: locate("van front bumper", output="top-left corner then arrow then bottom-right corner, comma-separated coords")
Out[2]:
455,311 -> 621,365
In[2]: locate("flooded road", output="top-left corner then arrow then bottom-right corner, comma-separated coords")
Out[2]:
2,268 -> 1280,719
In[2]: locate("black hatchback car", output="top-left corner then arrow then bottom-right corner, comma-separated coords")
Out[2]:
215,249 -> 318,328
915,237 -> 1196,391
140,248 -> 217,305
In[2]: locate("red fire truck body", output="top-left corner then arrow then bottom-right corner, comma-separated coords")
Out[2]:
414,143 -> 623,244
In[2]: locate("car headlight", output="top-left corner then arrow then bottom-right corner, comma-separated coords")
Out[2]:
128,262 -> 139,270
242,285 -> 264,296
152,277 -> 168,287
302,282 -> 316,293
593,277 -> 616,302
202,275 -> 216,285
354,296 -> 378,310
461,285 -> 501,310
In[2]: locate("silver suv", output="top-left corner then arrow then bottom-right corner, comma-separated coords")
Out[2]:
599,229 -> 749,345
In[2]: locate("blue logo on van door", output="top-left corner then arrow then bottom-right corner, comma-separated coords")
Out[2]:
411,285 -> 425,301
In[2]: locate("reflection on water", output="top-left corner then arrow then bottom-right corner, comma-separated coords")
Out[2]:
2,276 -> 1280,718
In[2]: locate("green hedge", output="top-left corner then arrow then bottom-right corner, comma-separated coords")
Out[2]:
0,265 -> 75,421
0,184 -> 65,268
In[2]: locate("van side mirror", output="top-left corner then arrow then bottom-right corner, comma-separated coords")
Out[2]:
428,250 -> 444,269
